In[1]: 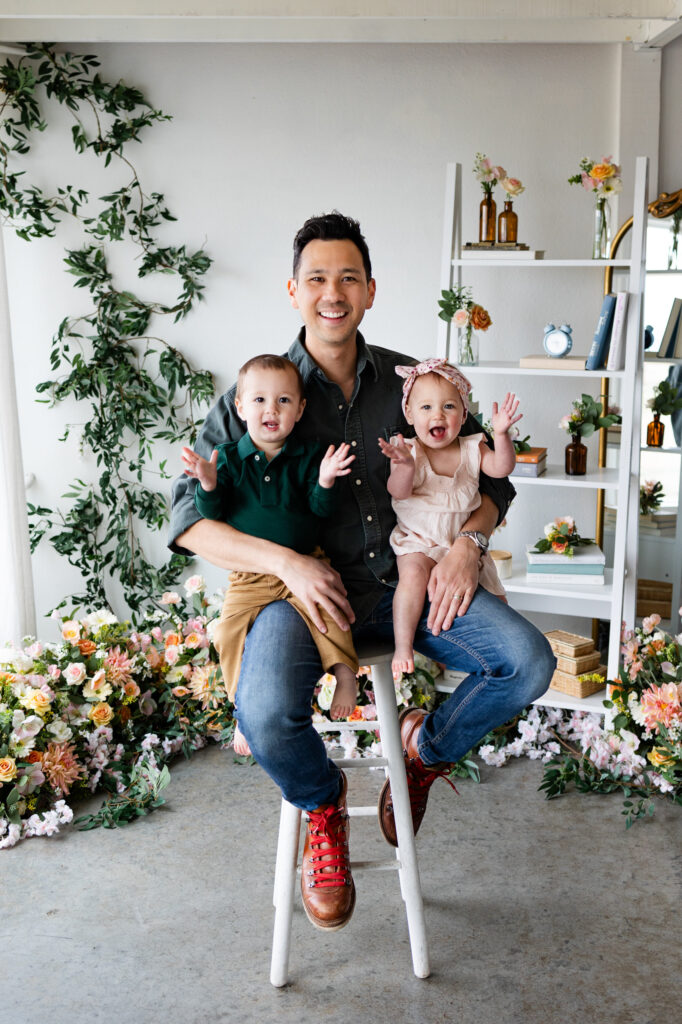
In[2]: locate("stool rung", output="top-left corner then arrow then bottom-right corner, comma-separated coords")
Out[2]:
350,859 -> 401,872
314,721 -> 380,733
333,757 -> 387,769
347,805 -> 379,816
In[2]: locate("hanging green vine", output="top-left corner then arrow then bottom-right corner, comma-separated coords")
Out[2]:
0,43 -> 215,614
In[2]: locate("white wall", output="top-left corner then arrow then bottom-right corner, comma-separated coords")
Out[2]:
3,40 -> 674,625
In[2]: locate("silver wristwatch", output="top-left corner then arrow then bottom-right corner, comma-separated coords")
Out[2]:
457,530 -> 489,554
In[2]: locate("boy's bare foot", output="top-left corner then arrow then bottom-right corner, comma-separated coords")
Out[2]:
233,723 -> 252,756
392,649 -> 415,681
330,664 -> 358,720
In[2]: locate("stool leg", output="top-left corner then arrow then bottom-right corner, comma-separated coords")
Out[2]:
373,663 -> 431,979
270,798 -> 302,987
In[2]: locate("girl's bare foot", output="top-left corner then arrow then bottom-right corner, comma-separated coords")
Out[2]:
330,664 -> 358,720
233,723 -> 252,756
392,648 -> 415,681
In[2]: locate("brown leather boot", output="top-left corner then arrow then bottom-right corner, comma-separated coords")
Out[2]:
300,770 -> 355,930
378,708 -> 458,847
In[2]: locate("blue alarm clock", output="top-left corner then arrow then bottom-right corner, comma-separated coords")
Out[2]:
543,322 -> 573,358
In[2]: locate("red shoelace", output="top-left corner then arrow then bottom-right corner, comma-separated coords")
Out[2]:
404,756 -> 459,817
306,805 -> 351,889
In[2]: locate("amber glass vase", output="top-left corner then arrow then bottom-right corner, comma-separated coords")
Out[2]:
646,412 -> 665,447
498,200 -> 518,244
565,433 -> 587,475
479,191 -> 496,243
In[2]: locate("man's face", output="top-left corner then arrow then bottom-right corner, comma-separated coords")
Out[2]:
287,238 -> 376,353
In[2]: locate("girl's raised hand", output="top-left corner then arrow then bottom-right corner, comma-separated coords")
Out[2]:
181,446 -> 218,492
490,393 -> 523,435
319,442 -> 355,488
378,433 -> 414,465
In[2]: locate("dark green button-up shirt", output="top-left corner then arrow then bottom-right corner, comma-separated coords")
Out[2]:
169,329 -> 516,624
194,432 -> 334,555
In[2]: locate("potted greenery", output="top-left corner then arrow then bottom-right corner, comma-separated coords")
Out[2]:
646,380 -> 682,447
559,394 -> 621,475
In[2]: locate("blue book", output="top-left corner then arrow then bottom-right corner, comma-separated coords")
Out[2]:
586,293 -> 617,371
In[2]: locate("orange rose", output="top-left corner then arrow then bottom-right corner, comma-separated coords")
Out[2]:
551,540 -> 568,554
591,163 -> 615,181
470,304 -> 492,331
165,632 -> 182,648
27,750 -> 43,763
119,706 -> 132,724
77,639 -> 97,657
89,702 -> 114,727
348,706 -> 364,721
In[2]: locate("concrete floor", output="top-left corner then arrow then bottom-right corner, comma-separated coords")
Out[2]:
2,745 -> 679,1024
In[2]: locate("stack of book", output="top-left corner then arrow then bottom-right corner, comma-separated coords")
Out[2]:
604,506 -> 676,537
636,578 -> 673,619
585,290 -> 629,371
545,630 -> 606,698
526,542 -> 606,584
511,447 -> 547,477
462,243 -> 545,261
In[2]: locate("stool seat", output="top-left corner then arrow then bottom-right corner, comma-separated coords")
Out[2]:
270,643 -> 430,987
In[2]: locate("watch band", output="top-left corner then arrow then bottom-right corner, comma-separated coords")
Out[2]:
457,530 -> 489,553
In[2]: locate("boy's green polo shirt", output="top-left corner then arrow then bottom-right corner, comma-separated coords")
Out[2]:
194,432 -> 334,555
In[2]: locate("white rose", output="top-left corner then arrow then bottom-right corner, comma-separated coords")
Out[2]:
47,719 -> 73,743
183,574 -> 206,595
161,592 -> 180,605
453,309 -> 470,329
82,608 -> 118,629
64,662 -> 87,685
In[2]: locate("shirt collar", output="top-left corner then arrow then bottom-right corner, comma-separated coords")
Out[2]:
236,431 -> 305,461
287,327 -> 379,385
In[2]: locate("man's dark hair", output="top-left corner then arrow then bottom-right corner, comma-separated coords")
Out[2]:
292,210 -> 372,282
237,354 -> 304,398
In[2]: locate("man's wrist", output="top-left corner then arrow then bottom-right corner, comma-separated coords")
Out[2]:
456,530 -> 490,554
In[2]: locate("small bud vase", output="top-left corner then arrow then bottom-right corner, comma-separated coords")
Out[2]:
498,200 -> 518,244
458,327 -> 479,366
565,432 -> 587,475
646,412 -> 665,447
479,191 -> 496,244
592,196 -> 611,259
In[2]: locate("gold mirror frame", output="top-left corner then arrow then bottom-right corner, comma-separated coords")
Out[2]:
595,188 -> 682,546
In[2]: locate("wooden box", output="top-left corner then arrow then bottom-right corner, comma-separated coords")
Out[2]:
549,666 -> 607,698
544,630 -> 595,658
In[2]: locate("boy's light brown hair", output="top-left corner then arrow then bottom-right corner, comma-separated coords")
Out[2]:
236,354 -> 304,399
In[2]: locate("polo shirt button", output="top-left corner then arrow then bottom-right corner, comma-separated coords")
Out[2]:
255,455 -> 260,461
355,478 -> 361,486
264,475 -> 271,482
367,515 -> 372,522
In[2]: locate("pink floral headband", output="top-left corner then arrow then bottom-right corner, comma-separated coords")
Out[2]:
395,358 -> 471,417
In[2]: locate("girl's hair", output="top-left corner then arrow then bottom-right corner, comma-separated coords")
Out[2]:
236,354 -> 304,398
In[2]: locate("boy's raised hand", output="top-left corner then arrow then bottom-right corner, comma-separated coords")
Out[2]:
319,442 -> 355,489
490,393 -> 523,435
377,433 -> 413,466
181,446 -> 218,492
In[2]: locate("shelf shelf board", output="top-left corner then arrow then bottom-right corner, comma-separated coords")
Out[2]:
460,360 -> 625,379
640,444 -> 682,453
512,465 -> 620,488
644,353 -> 682,364
453,258 -> 632,269
506,566 -> 613,601
533,687 -> 608,715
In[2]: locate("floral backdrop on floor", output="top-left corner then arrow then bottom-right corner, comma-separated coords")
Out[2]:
1,579 -> 680,848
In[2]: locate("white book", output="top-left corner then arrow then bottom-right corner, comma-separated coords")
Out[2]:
461,249 -> 545,260
526,542 -> 605,566
525,572 -> 605,585
605,291 -> 629,371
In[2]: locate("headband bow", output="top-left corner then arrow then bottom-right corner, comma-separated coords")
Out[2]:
395,358 -> 471,417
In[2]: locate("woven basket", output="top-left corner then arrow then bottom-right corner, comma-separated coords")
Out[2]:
544,629 -> 595,658
555,649 -> 602,674
549,666 -> 606,698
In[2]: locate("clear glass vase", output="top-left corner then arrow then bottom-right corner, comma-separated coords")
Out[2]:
458,327 -> 478,366
592,196 -> 611,259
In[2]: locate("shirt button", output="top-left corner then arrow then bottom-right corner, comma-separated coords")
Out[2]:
351,441 -> 357,447
255,455 -> 260,461
369,552 -> 375,559
338,403 -> 344,410
367,515 -> 373,522
355,478 -> 362,486
264,475 -> 271,482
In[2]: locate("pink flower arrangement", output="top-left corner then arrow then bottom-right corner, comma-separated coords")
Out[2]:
568,156 -> 622,197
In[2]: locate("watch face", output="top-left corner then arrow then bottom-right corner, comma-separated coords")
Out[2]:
543,329 -> 571,358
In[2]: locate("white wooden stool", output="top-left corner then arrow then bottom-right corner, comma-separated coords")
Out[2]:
270,640 -> 430,987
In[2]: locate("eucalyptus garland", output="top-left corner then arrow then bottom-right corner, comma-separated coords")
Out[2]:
0,43 -> 214,614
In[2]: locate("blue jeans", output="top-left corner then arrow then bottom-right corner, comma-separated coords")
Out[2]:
236,587 -> 555,810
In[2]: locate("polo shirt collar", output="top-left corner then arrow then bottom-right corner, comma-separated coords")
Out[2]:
236,431 -> 305,461
288,328 -> 379,384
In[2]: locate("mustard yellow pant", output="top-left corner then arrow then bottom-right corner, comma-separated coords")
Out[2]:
212,568 -> 359,704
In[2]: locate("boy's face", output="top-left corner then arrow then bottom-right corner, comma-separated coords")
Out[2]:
287,238 -> 376,355
405,373 -> 466,450
235,366 -> 306,454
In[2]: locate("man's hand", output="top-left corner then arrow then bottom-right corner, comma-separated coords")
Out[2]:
278,550 -> 355,634
181,447 -> 218,492
427,538 -> 481,634
319,442 -> 355,489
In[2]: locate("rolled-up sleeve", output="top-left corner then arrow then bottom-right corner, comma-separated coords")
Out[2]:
168,388 -> 244,555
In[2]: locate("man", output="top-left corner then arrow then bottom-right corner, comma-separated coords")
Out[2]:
169,211 -> 555,931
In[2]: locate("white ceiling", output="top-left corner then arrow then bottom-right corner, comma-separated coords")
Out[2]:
0,1 -> 681,47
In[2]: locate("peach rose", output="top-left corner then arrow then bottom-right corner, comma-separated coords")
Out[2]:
590,163 -> 615,181
453,308 -> 470,329
470,304 -> 492,331
89,702 -> 114,727
77,639 -> 97,657
0,757 -> 17,783
26,690 -> 51,716
61,620 -> 81,643
164,632 -> 182,648
348,706 -> 364,722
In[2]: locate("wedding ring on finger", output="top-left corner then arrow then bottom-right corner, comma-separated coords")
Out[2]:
453,594 -> 463,600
